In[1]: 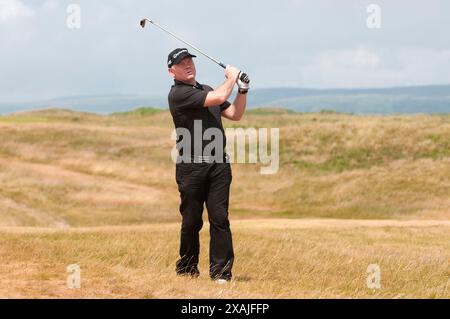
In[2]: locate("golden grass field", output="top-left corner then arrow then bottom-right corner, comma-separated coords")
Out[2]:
0,108 -> 449,298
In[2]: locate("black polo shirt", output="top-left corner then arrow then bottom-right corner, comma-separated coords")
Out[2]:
168,79 -> 231,157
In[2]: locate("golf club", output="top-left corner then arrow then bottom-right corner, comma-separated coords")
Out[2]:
140,17 -> 250,84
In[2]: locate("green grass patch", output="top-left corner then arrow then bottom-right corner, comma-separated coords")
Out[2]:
110,107 -> 163,117
246,107 -> 296,115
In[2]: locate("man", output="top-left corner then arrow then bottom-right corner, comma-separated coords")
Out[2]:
167,48 -> 248,282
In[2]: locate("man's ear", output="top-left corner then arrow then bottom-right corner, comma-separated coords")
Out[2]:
168,68 -> 175,79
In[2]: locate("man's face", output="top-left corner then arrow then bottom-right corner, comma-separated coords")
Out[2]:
169,57 -> 196,83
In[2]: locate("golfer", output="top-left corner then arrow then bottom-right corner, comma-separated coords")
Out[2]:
167,48 -> 249,282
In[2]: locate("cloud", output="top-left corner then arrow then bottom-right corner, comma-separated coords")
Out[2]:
42,0 -> 59,11
0,0 -> 34,22
317,47 -> 382,70
1,1 -> 450,102
299,47 -> 450,88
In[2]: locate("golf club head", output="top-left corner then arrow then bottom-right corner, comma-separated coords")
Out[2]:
139,19 -> 147,28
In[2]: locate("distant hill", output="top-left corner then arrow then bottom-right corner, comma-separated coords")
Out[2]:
0,94 -> 167,115
247,84 -> 450,114
1,84 -> 449,115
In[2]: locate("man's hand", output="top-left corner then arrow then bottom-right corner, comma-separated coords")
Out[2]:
237,72 -> 250,94
225,65 -> 240,83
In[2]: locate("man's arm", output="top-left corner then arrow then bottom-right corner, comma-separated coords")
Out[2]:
203,65 -> 240,107
221,92 -> 247,121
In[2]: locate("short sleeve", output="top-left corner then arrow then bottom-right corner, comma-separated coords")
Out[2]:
220,100 -> 231,112
169,86 -> 208,111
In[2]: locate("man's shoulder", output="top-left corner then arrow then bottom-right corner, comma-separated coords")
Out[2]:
168,84 -> 189,102
169,83 -> 189,94
169,82 -> 212,101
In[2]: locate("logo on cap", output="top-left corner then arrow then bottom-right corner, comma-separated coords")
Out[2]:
173,49 -> 188,59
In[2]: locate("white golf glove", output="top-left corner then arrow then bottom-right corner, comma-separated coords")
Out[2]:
237,72 -> 250,94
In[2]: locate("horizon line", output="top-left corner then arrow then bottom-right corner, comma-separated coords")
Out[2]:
2,83 -> 450,105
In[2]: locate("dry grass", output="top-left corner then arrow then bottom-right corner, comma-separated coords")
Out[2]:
0,108 -> 448,298
0,109 -> 449,226
0,219 -> 448,298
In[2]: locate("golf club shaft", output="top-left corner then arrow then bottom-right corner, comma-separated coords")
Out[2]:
143,18 -> 226,69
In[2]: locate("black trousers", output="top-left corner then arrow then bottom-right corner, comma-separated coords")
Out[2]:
175,161 -> 234,280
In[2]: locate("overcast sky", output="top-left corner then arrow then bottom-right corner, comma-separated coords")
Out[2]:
1,0 -> 449,102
